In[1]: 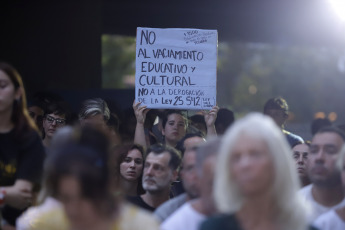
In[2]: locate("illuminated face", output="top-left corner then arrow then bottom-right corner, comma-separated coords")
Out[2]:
230,135 -> 274,197
265,109 -> 287,128
120,149 -> 143,181
43,113 -> 66,139
308,132 -> 344,187
292,143 -> 309,178
142,152 -> 175,193
0,70 -> 20,114
58,176 -> 101,230
162,113 -> 187,146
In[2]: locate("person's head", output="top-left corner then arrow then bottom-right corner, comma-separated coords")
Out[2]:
47,127 -> 113,230
142,144 -> 181,194
176,132 -> 206,157
162,110 -> 188,147
336,144 -> 345,189
292,142 -> 310,186
79,98 -> 110,132
195,137 -> 221,214
215,108 -> 235,135
119,144 -> 144,182
43,101 -> 70,140
308,126 -> 345,188
189,114 -> 207,136
0,62 -> 36,134
180,145 -> 199,199
106,113 -> 122,146
214,113 -> 306,229
27,99 -> 44,134
263,97 -> 289,128
311,118 -> 332,136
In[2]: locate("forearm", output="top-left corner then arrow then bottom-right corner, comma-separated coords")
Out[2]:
134,122 -> 148,149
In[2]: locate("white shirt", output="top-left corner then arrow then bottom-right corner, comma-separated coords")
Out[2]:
314,209 -> 345,230
160,202 -> 206,230
299,184 -> 345,222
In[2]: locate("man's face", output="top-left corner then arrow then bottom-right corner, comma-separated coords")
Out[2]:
180,149 -> 199,199
265,109 -> 287,127
142,151 -> 176,193
292,143 -> 309,179
308,132 -> 344,187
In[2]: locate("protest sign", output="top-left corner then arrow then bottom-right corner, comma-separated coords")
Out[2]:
135,27 -> 218,110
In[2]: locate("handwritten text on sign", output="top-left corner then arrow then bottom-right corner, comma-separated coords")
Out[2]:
135,28 -> 218,109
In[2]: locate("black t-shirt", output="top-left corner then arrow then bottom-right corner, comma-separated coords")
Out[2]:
126,195 -> 156,212
0,129 -> 45,226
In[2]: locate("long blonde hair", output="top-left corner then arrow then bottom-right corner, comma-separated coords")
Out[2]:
214,113 -> 308,230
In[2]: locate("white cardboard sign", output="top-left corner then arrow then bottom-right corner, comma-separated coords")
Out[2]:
135,27 -> 218,110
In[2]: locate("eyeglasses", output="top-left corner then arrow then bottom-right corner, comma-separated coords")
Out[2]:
45,115 -> 66,126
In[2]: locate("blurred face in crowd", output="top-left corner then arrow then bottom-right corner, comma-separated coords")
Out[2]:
265,109 -> 287,128
0,70 -> 21,114
308,132 -> 344,187
183,136 -> 205,153
181,149 -> 199,199
229,134 -> 274,197
80,114 -> 107,133
43,113 -> 66,139
163,113 -> 187,146
142,151 -> 176,193
28,105 -> 44,130
120,149 -> 143,181
292,143 -> 309,179
58,176 -> 101,230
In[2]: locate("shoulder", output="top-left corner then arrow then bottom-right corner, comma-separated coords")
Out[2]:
313,209 -> 345,230
114,202 -> 159,230
200,214 -> 240,230
154,193 -> 187,221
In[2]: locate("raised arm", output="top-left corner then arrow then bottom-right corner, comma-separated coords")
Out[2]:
133,100 -> 150,149
203,105 -> 219,138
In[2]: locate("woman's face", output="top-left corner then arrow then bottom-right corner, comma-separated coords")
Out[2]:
230,134 -> 274,197
43,113 -> 66,139
162,113 -> 187,146
0,70 -> 20,114
120,149 -> 143,181
58,176 -> 101,230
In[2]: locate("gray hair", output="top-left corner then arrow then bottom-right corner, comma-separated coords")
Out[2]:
214,113 -> 307,230
78,98 -> 110,122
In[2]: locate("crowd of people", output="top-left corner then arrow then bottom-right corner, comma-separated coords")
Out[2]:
1,61 -> 345,230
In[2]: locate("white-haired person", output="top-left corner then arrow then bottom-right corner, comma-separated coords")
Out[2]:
314,144 -> 345,230
200,113 -> 318,230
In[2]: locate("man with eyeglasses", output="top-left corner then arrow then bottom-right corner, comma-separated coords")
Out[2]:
42,101 -> 70,148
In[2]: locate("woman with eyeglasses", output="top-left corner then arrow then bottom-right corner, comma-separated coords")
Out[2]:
42,101 -> 70,148
0,62 -> 45,229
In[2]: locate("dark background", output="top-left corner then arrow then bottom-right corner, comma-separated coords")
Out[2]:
0,0 -> 344,112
